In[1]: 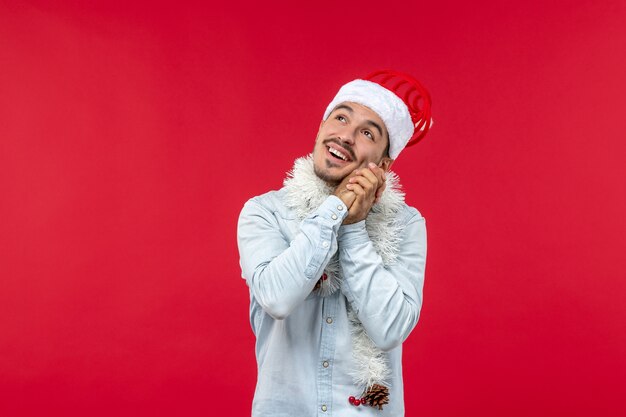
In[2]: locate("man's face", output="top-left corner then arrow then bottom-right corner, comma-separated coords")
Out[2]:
313,102 -> 393,185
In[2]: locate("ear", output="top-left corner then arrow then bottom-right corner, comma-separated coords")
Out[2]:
379,157 -> 394,172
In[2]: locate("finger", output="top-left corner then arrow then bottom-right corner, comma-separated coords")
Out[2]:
348,168 -> 365,182
348,173 -> 374,186
358,166 -> 379,187
338,189 -> 357,207
376,179 -> 387,196
349,176 -> 376,196
374,186 -> 385,204
335,171 -> 361,196
368,172 -> 386,197
375,186 -> 384,201
367,162 -> 385,184
350,171 -> 372,185
349,175 -> 377,198
345,191 -> 357,207
346,183 -> 366,196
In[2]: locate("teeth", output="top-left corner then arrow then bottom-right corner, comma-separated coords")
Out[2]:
328,147 -> 348,161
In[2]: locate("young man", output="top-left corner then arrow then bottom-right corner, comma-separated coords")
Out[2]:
237,70 -> 433,416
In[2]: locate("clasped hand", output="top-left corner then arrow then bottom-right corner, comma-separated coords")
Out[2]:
333,162 -> 387,225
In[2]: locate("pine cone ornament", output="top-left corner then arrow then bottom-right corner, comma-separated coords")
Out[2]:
362,384 -> 390,410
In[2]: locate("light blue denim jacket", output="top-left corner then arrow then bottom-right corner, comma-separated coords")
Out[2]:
237,187 -> 427,417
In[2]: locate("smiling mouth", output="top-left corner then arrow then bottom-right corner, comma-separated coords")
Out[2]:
327,145 -> 351,162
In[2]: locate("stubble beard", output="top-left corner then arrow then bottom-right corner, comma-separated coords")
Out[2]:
313,160 -> 344,187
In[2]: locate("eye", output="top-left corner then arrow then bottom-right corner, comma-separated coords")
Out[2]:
363,130 -> 374,140
335,115 -> 346,123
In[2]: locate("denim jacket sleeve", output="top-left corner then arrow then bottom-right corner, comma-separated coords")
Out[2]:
237,194 -> 348,320
337,211 -> 427,351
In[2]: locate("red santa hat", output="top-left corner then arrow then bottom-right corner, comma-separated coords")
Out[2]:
322,70 -> 433,159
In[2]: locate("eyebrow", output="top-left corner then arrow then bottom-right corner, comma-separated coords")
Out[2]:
333,104 -> 354,114
365,120 -> 384,138
332,104 -> 384,138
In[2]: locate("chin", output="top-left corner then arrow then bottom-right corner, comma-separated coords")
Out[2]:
313,163 -> 345,186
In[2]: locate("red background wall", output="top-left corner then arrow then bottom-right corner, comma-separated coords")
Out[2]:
1,1 -> 625,416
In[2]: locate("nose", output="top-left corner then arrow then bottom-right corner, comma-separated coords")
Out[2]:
337,127 -> 355,145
